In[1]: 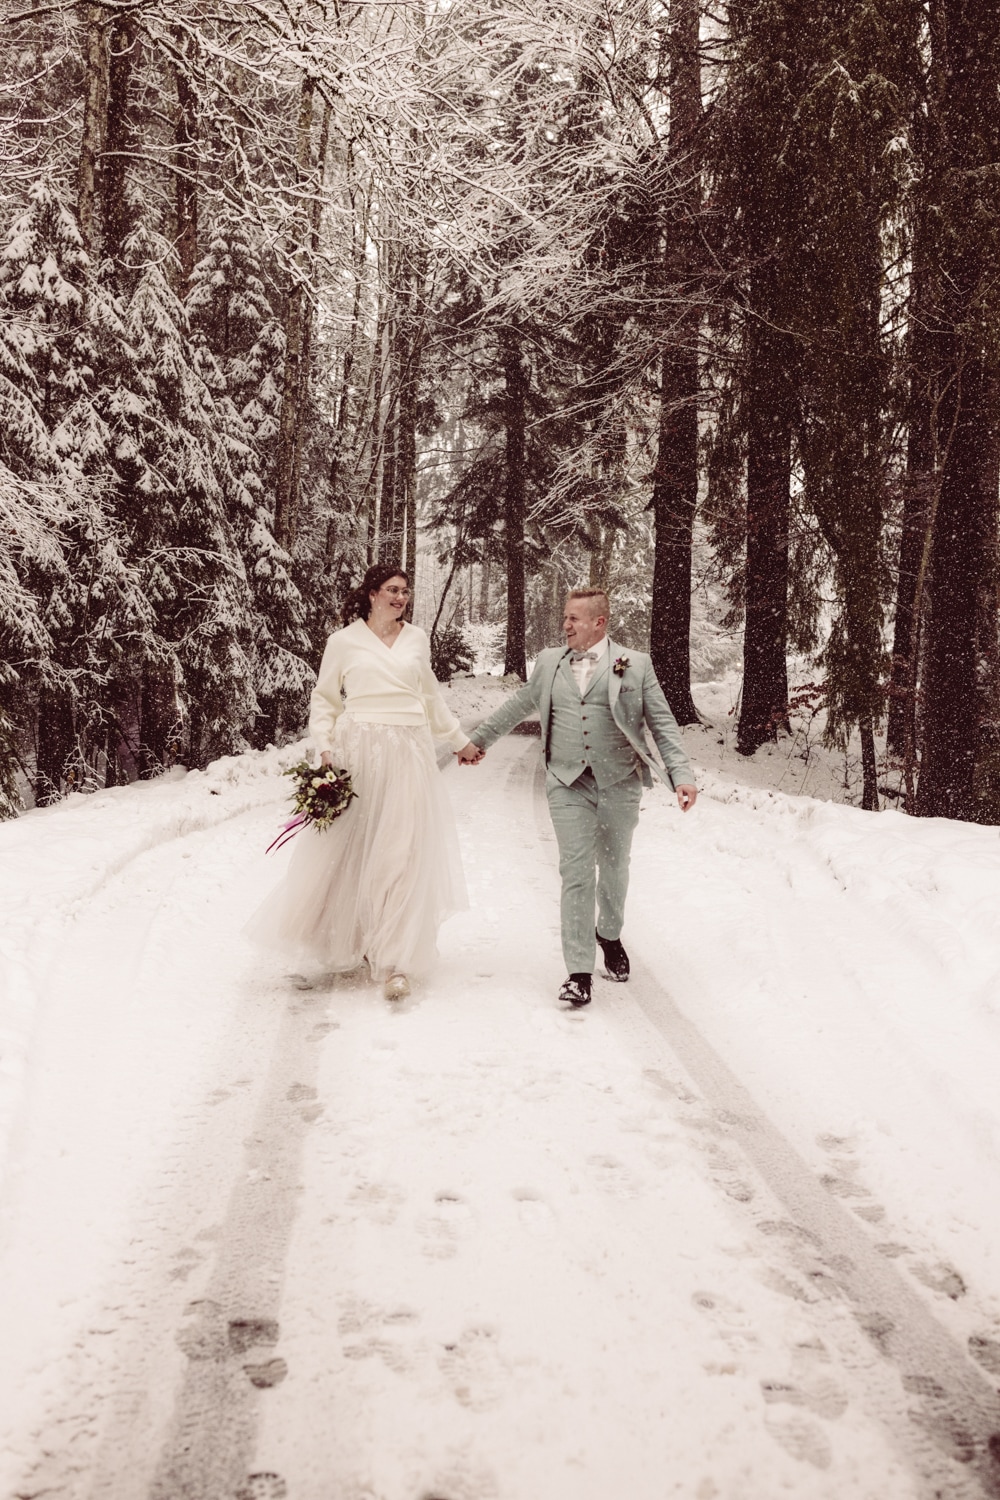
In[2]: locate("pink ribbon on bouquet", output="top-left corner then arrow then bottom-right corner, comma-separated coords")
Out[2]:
265,812 -> 309,855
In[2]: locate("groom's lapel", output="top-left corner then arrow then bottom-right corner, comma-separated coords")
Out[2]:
606,638 -> 623,715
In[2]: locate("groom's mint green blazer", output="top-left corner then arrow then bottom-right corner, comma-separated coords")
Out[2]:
470,639 -> 695,792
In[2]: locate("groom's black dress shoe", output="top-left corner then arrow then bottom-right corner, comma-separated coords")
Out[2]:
596,931 -> 630,982
558,973 -> 592,1007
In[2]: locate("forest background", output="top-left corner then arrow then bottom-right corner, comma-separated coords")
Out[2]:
1,0 -> 999,824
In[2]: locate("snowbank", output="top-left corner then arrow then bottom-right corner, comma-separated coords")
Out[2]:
0,746 -> 297,1198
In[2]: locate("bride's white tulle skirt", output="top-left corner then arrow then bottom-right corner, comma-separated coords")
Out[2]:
250,719 -> 467,981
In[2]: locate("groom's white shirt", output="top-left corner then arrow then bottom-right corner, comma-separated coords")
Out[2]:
570,633 -> 608,695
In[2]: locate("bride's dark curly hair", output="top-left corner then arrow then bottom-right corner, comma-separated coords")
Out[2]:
342,562 -> 410,625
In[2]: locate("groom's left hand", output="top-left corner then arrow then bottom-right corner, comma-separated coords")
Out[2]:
457,741 -> 485,764
676,784 -> 697,812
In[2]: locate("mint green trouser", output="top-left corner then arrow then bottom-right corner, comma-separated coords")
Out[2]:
546,769 -> 643,974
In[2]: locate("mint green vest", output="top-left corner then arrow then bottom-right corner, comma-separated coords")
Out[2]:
547,659 -> 643,789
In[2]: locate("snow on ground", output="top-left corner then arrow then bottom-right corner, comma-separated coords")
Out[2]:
1,677 -> 1000,1497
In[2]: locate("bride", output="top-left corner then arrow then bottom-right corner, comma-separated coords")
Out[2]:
251,563 -> 482,1000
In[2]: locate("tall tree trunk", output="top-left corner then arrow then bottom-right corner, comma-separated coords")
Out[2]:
365,301 -> 388,564
173,29 -> 199,291
887,386 -> 934,758
273,73 -> 315,552
737,318 -> 791,755
285,100 -> 331,557
649,0 -> 701,722
918,358 -> 1000,817
326,161 -> 369,565
501,325 -> 528,679
915,0 -> 1000,820
479,554 -> 491,620
138,664 -> 179,778
34,687 -> 75,805
887,148 -> 938,757
77,2 -> 108,258
401,350 -> 419,587
102,10 -> 139,263
650,341 -> 700,720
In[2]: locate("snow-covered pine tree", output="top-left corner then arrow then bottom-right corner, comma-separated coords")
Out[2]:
96,223 -> 259,770
0,180 -> 151,803
188,219 -> 313,746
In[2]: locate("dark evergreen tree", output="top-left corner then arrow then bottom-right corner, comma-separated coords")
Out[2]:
916,0 -> 1000,820
189,221 -> 312,746
649,0 -> 702,724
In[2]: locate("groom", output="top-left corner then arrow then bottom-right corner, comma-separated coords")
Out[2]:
459,589 -> 697,1007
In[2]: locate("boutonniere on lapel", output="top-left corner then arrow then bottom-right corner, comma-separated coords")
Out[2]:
613,656 -> 630,677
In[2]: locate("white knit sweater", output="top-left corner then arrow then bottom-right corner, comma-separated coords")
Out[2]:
308,618 -> 468,753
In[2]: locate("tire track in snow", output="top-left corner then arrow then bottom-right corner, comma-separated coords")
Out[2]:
2,806 -> 328,1500
521,747 -> 1000,1500
136,984 -> 326,1500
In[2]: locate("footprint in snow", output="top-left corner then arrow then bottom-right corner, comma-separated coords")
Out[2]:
720,1177 -> 755,1203
586,1154 -> 644,1198
816,1131 -> 856,1151
855,1309 -> 895,1354
755,1264 -> 815,1304
341,1337 -> 415,1373
817,1135 -> 887,1221
311,1018 -> 340,1037
337,1297 -> 419,1337
439,1326 -> 506,1411
969,1332 -> 1000,1376
692,1290 -> 759,1349
235,1476 -> 287,1500
910,1259 -> 966,1299
511,1188 -> 555,1234
419,1457 -> 500,1500
338,1298 -> 421,1371
244,1357 -> 288,1388
643,1066 -> 699,1105
419,1193 -> 475,1259
758,1219 -> 822,1248
285,1082 -> 317,1102
176,1299 -> 229,1361
228,1317 -> 279,1354
761,1372 -> 847,1420
168,1246 -> 204,1283
764,1411 -> 833,1469
348,1179 -> 405,1226
908,1403 -> 977,1465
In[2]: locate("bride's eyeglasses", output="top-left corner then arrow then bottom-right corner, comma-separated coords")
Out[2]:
382,585 -> 410,599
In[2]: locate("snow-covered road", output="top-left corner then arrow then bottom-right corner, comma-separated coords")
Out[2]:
3,728 -> 1000,1499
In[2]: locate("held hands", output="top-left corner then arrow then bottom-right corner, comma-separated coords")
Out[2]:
457,741 -> 485,765
676,784 -> 697,812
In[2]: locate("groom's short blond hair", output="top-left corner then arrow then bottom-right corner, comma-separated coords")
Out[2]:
566,588 -> 610,620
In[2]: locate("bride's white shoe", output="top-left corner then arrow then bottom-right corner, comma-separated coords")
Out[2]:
384,973 -> 410,1001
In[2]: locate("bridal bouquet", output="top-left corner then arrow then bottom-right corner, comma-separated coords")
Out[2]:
266,759 -> 357,854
